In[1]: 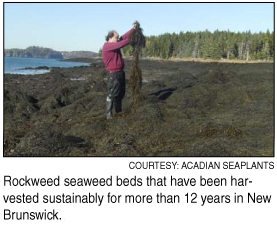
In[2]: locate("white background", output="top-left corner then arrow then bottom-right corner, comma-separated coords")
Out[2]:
0,158 -> 276,226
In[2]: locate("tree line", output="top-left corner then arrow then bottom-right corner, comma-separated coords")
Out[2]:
121,30 -> 274,61
4,46 -> 99,59
61,51 -> 98,59
4,46 -> 63,59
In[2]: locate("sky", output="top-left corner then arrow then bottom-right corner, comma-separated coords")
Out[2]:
4,3 -> 274,52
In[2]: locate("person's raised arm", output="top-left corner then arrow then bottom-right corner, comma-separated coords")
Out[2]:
120,28 -> 134,41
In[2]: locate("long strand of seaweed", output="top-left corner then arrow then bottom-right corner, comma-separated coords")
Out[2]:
129,21 -> 146,107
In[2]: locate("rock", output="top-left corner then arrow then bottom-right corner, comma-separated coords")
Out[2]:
14,124 -> 88,156
19,66 -> 50,70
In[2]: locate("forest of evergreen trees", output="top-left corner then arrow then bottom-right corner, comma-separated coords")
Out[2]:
4,46 -> 63,59
121,30 -> 274,61
4,46 -> 98,59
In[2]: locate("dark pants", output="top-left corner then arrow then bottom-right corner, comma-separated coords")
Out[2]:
106,71 -> 126,118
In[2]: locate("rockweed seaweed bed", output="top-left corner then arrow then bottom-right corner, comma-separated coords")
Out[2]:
4,58 -> 274,156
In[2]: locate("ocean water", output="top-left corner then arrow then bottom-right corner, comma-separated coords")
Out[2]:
4,57 -> 90,75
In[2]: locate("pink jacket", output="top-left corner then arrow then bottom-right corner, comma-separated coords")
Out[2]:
102,28 -> 134,72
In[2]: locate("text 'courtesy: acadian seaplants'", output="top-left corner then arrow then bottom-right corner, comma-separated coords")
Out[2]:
128,161 -> 275,170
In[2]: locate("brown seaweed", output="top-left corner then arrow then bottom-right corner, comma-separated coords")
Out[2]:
129,21 -> 146,106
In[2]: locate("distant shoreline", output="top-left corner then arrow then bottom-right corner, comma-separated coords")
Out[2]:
5,56 -> 273,65
62,56 -> 274,64
164,58 -> 274,64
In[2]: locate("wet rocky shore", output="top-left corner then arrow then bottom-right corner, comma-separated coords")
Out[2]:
4,58 -> 274,156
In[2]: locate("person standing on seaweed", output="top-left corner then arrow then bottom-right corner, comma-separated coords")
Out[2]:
102,23 -> 137,119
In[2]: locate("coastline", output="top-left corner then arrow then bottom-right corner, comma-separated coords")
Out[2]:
62,56 -> 274,64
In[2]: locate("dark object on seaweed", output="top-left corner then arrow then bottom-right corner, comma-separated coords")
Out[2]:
130,21 -> 146,48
